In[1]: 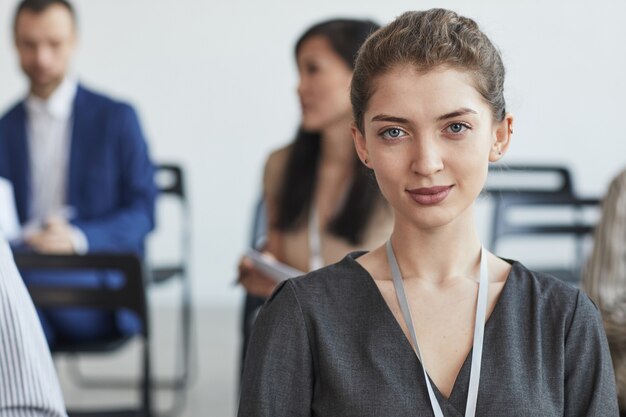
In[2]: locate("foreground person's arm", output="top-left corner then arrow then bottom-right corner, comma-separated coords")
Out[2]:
0,237 -> 67,417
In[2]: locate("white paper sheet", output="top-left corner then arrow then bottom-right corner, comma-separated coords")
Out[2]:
244,249 -> 305,283
0,178 -> 20,241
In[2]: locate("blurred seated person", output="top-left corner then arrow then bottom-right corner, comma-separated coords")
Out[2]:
239,18 -> 393,295
0,235 -> 67,416
583,168 -> 626,413
237,18 -> 393,360
0,0 -> 156,348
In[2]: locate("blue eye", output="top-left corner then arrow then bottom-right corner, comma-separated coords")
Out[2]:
381,128 -> 406,140
447,123 -> 469,134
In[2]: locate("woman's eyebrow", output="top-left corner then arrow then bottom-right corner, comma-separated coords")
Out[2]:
370,114 -> 410,123
436,107 -> 478,121
371,108 -> 478,124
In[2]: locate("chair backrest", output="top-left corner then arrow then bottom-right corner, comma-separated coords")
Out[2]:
486,164 -> 575,196
13,252 -> 152,416
155,164 -> 185,198
13,253 -> 148,335
485,164 -> 600,284
490,193 -> 599,245
149,164 -> 190,283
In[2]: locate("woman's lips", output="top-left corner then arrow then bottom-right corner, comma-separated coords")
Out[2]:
406,185 -> 453,205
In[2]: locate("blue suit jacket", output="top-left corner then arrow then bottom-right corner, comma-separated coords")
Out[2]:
0,85 -> 157,254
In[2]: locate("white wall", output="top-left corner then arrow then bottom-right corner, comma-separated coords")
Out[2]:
1,0 -> 625,307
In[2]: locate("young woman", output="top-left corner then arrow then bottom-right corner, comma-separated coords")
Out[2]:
239,18 -> 392,297
238,9 -> 618,416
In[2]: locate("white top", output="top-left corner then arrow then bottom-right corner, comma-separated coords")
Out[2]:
0,178 -> 20,241
23,76 -> 87,253
0,237 -> 67,416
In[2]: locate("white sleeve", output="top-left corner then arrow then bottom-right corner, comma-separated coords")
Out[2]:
69,226 -> 88,255
0,237 -> 67,417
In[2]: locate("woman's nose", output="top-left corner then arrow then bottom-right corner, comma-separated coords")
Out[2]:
410,136 -> 444,177
297,76 -> 307,97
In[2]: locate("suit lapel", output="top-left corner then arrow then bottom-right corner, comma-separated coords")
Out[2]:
8,104 -> 31,224
67,85 -> 90,212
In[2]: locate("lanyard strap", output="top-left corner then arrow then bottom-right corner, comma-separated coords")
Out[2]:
308,208 -> 324,271
386,240 -> 488,417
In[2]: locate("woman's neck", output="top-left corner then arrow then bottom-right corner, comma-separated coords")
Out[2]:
389,208 -> 482,285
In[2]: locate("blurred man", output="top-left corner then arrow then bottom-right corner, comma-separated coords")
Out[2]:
0,0 -> 156,347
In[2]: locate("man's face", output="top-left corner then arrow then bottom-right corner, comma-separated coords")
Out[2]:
14,4 -> 76,93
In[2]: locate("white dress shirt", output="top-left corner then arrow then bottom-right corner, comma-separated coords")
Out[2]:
23,76 -> 87,253
0,237 -> 67,417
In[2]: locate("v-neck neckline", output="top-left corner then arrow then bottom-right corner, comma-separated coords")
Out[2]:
345,252 -> 520,413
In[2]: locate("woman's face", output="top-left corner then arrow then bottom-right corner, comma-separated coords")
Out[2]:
353,65 -> 512,230
297,36 -> 353,133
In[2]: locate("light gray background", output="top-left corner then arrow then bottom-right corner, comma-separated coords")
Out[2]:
1,0 -> 624,307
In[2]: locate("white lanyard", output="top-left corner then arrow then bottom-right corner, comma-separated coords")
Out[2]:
386,240 -> 489,417
308,208 -> 324,271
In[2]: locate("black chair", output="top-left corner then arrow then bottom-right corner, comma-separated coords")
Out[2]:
485,164 -> 600,285
148,164 -> 193,394
14,253 -> 152,417
486,164 -> 575,196
64,164 -> 193,416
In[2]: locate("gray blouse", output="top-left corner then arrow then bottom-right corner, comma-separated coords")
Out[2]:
238,253 -> 619,417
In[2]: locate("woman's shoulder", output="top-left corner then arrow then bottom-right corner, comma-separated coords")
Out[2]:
264,144 -> 294,176
511,261 -> 578,295
294,251 -> 367,284
507,261 -> 600,325
263,144 -> 294,197
268,253 -> 370,312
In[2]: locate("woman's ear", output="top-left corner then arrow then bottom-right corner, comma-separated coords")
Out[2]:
489,113 -> 514,162
351,122 -> 371,168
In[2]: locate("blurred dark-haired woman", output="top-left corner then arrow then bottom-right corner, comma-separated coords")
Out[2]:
239,18 -> 392,294
237,18 -> 392,359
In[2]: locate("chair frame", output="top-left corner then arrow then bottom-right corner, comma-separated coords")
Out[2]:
147,164 -> 194,394
14,252 -> 152,417
486,164 -> 600,284
62,164 -> 194,417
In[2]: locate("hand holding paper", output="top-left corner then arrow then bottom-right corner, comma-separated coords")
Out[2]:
243,249 -> 305,282
238,249 -> 305,298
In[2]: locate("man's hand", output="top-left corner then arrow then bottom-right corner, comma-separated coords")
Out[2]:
25,217 -> 76,254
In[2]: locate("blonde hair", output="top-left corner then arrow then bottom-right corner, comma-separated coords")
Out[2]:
583,168 -> 626,409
